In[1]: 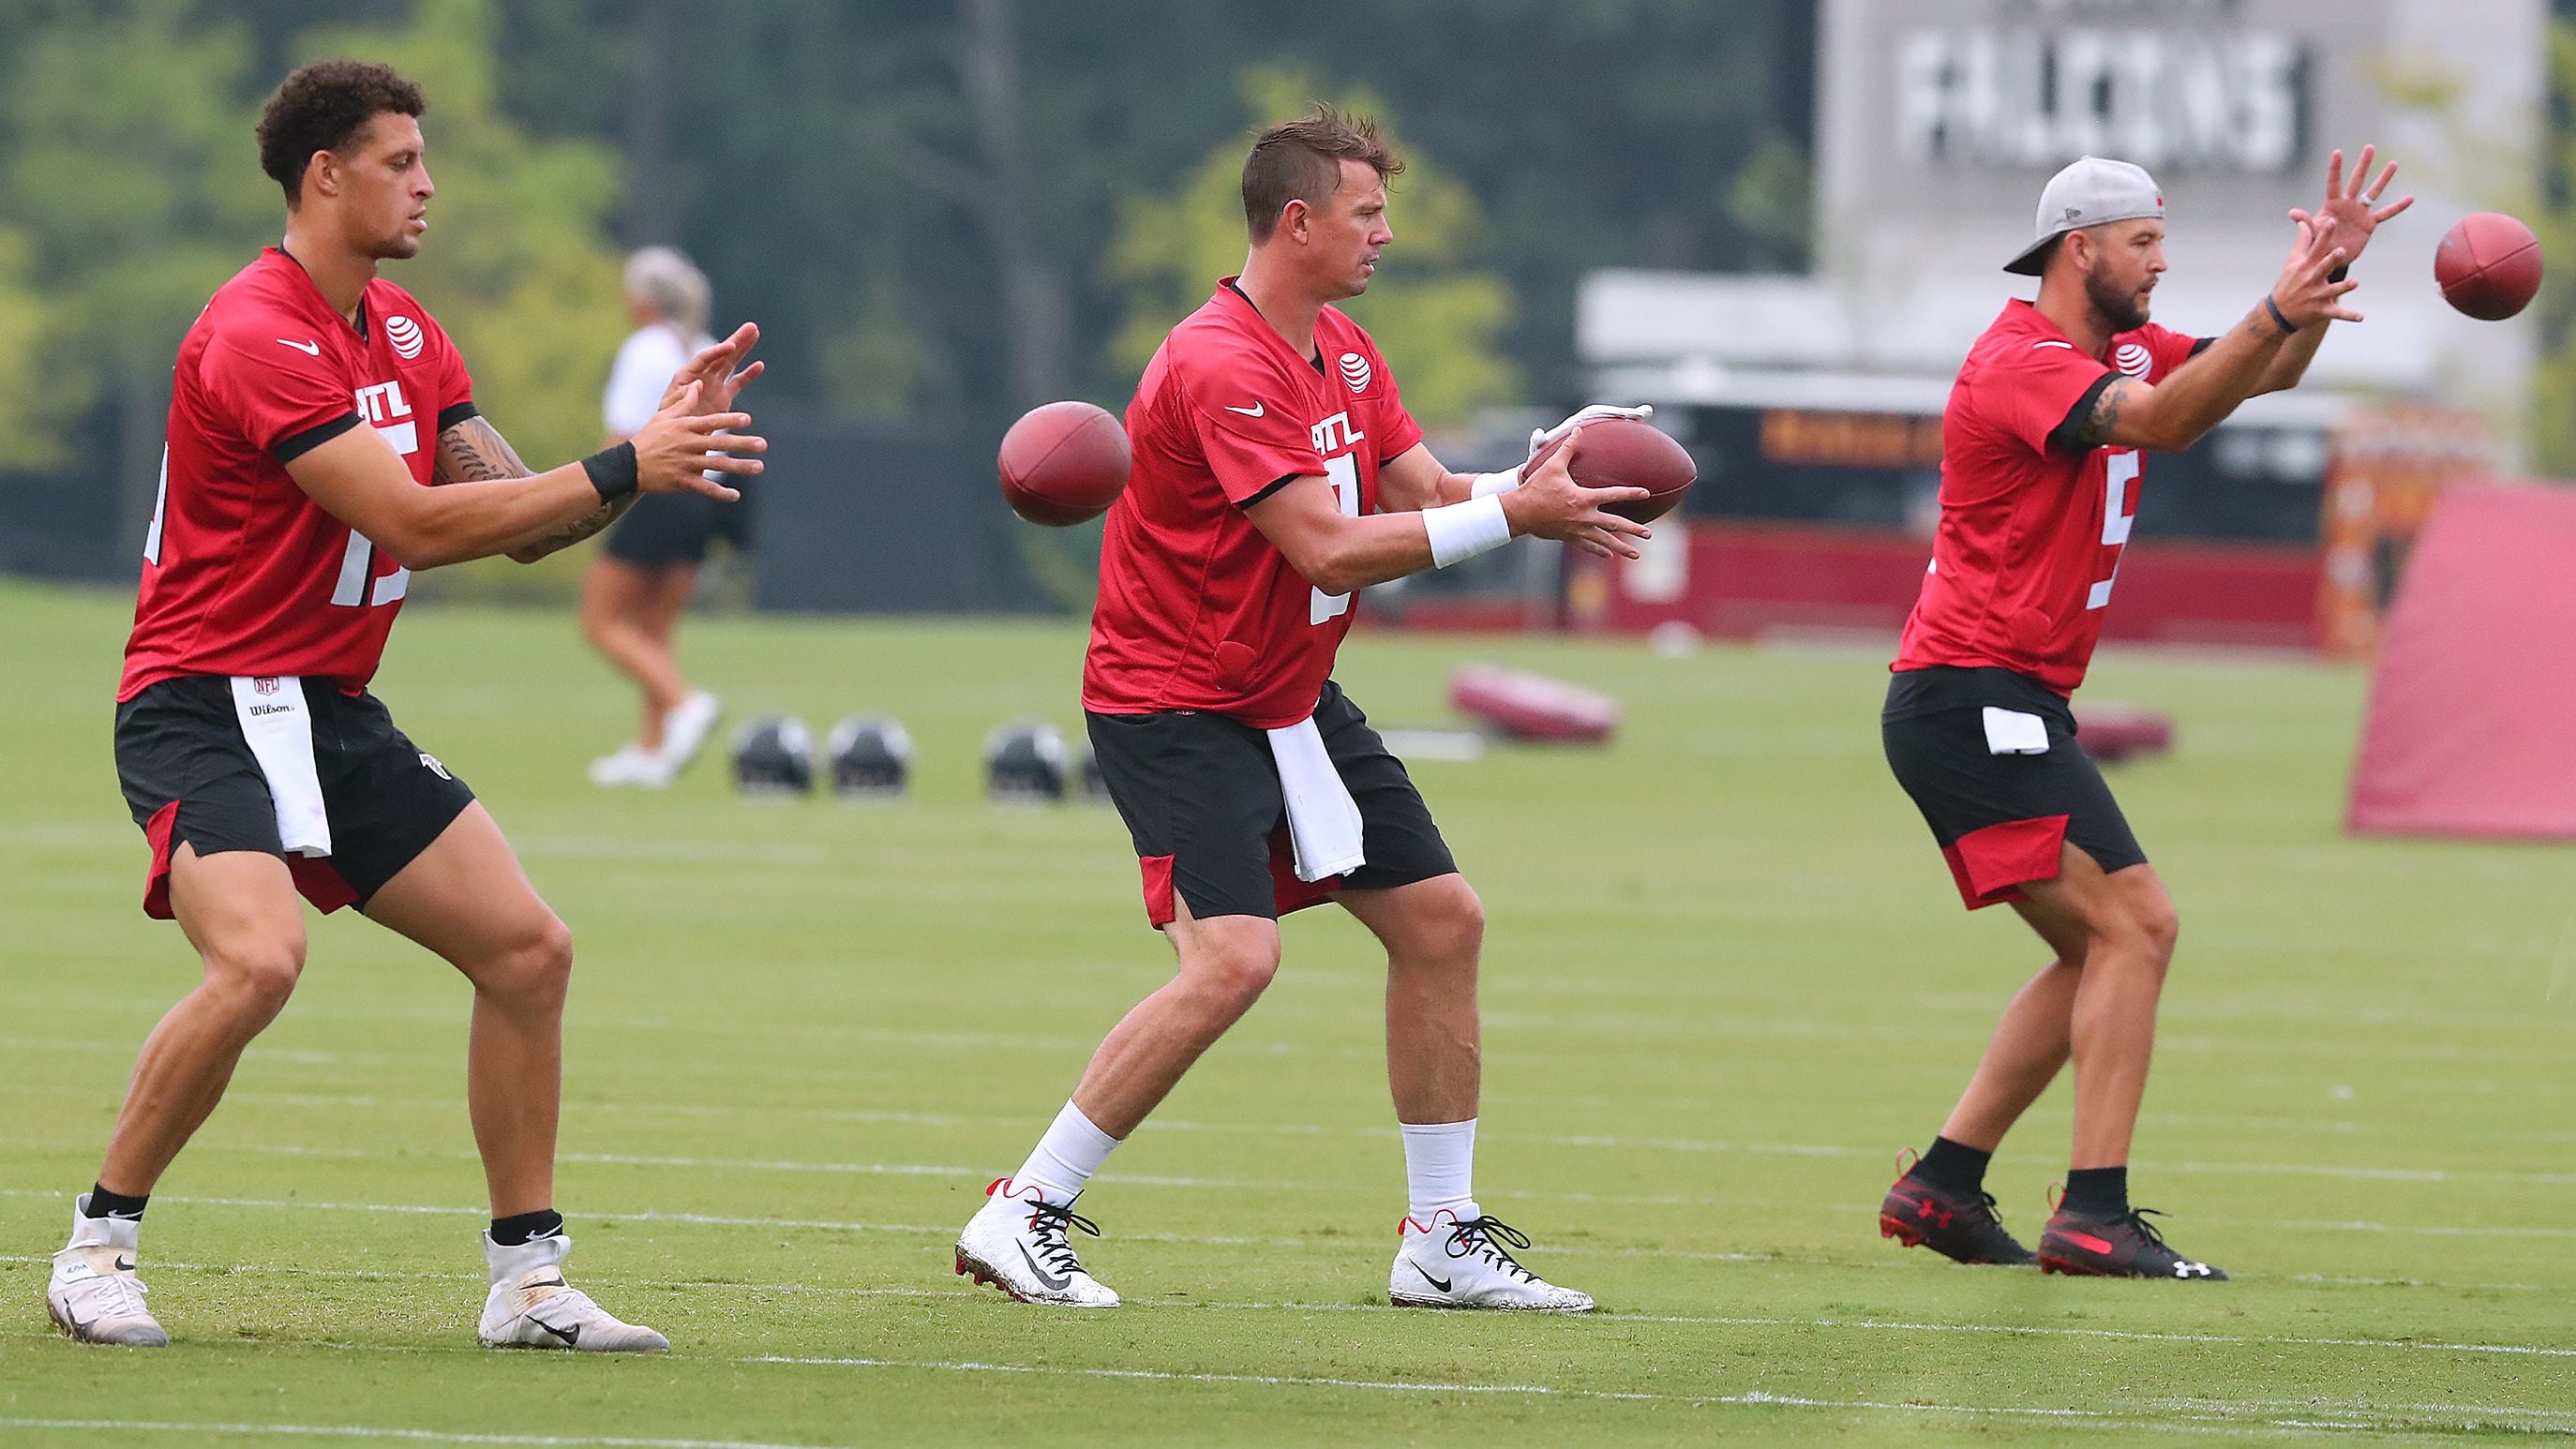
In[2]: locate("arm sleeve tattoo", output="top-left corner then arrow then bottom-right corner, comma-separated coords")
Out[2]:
2056,376 -> 2134,453
434,415 -> 637,562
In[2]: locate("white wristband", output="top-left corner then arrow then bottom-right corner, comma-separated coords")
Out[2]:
1423,494 -> 1513,568
1468,470 -> 1521,500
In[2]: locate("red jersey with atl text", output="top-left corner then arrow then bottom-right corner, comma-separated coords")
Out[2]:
1085,280 -> 1425,729
1894,299 -> 2201,695
120,247 -> 474,701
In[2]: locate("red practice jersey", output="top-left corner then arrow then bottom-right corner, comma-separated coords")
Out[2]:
1085,280 -> 1425,729
121,248 -> 473,701
1894,299 -> 2201,695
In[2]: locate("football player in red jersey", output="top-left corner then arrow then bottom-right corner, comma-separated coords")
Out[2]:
957,108 -> 1649,1310
46,62 -> 764,1351
1876,151 -> 2411,1279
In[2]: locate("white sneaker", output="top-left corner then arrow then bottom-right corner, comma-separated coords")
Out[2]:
476,1232 -> 668,1352
657,692 -> 722,776
46,1196 -> 168,1347
954,1177 -> 1120,1307
1389,1208 -> 1595,1312
587,744 -> 672,789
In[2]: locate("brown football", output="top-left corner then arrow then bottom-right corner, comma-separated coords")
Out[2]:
2434,212 -> 2543,321
999,401 -> 1130,526
1559,417 -> 1696,523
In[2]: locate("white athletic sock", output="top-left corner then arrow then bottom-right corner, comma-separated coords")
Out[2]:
1400,1117 -> 1478,1221
1013,1099 -> 1120,1205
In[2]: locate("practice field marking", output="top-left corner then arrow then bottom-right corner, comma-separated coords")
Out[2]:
0,1421 -> 839,1449
736,1356 -> 2576,1439
27,1093 -> 2574,1188
3,1212 -> 2567,1366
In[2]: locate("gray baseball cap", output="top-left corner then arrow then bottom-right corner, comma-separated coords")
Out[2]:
2004,157 -> 2165,276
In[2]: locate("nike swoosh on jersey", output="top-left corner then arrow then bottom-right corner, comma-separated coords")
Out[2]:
1223,401 -> 1266,417
277,338 -> 322,355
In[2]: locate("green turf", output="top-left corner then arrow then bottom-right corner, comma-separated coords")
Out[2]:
2,575 -> 2570,1446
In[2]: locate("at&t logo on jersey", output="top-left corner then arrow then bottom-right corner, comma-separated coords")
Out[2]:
385,314 -> 425,360
1338,351 -> 1372,394
2115,342 -> 2152,379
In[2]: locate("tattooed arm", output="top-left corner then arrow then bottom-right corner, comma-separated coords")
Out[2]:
433,414 -> 638,563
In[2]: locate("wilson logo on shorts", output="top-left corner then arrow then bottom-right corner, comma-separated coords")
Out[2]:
385,315 -> 425,361
1338,351 -> 1372,394
254,677 -> 280,695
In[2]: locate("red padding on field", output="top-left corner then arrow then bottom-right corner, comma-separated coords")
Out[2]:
2348,484 -> 2576,838
1448,665 -> 1619,743
1940,815 -> 2069,910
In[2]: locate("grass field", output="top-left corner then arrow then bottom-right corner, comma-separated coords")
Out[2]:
3,575 -> 2571,1446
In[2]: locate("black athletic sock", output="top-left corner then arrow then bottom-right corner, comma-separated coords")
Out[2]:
87,1184 -> 149,1220
2062,1166 -> 2129,1217
487,1208 -> 564,1247
1910,1137 -> 1992,1196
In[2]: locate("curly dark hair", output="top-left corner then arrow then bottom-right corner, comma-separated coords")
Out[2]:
255,60 -> 427,207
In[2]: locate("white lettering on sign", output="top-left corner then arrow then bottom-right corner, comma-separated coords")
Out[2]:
1897,28 -> 2305,172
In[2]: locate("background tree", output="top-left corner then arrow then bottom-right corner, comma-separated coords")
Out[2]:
1103,67 -> 1519,431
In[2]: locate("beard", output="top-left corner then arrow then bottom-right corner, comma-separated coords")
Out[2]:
2085,266 -> 2150,332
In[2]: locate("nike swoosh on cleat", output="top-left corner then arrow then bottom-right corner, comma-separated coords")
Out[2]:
1015,1242 -> 1072,1292
113,1258 -> 135,1272
2058,1231 -> 2116,1255
529,1318 -> 581,1346
1412,1263 -> 1453,1294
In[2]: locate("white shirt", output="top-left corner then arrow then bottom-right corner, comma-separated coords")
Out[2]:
602,321 -> 712,437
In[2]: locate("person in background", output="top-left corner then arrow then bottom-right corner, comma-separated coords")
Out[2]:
579,246 -> 742,787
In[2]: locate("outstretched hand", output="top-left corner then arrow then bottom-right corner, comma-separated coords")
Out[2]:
660,321 -> 766,415
634,380 -> 765,500
2287,145 -> 2413,270
2271,216 -> 2361,329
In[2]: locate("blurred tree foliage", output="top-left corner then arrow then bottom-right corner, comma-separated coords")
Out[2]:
1103,67 -> 1519,430
0,0 -> 1813,571
2531,17 -> 2576,472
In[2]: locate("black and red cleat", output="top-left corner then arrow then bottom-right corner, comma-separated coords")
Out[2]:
2038,1205 -> 2227,1280
1879,1173 -> 2036,1265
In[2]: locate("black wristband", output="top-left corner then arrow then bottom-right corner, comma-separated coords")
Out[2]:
2262,294 -> 2296,336
580,441 -> 638,502
2327,263 -> 2350,284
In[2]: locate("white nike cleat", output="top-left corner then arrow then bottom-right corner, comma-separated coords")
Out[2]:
476,1232 -> 668,1352
46,1196 -> 168,1347
1388,1208 -> 1595,1312
954,1177 -> 1119,1307
657,692 -> 722,776
587,743 -> 670,788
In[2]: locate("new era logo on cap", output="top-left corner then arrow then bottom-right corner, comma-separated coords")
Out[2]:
2006,157 -> 2165,276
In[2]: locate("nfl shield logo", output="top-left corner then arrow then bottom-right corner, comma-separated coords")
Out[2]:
254,677 -> 280,696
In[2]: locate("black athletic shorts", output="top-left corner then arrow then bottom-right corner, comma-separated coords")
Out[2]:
114,676 -> 476,920
1085,680 -> 1459,928
1881,665 -> 2147,911
602,485 -> 753,569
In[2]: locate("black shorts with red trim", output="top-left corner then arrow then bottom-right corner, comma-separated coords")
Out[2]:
1881,665 -> 2147,910
1085,680 -> 1458,928
114,676 -> 475,920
